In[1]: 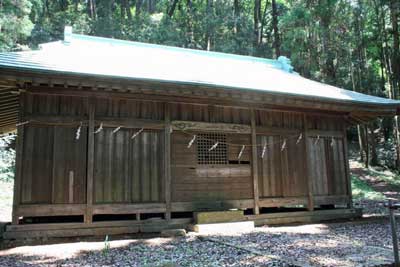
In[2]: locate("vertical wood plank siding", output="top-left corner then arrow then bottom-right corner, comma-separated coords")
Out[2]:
93,129 -> 164,203
15,92 -> 352,220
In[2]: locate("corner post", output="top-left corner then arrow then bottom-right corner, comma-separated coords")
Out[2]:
164,103 -> 172,220
303,114 -> 314,211
343,127 -> 353,208
85,97 -> 95,223
12,91 -> 25,225
251,109 -> 260,215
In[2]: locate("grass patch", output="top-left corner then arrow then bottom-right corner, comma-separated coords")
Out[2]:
367,168 -> 400,188
351,175 -> 385,201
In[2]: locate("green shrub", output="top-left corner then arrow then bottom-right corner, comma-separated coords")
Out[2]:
0,134 -> 16,182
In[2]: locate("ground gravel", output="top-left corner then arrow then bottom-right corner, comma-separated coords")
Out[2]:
0,218 -> 398,267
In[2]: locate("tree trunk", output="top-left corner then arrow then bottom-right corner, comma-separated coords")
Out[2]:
357,125 -> 365,163
271,0 -> 281,58
364,125 -> 369,168
88,0 -> 97,19
253,0 -> 262,55
390,0 -> 400,96
167,0 -> 179,17
233,0 -> 240,34
125,0 -> 132,20
395,116 -> 400,170
205,0 -> 213,51
369,123 -> 378,166
135,0 -> 143,16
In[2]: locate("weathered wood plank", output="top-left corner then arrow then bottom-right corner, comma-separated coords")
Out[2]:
172,120 -> 251,133
171,199 -> 254,211
165,103 -> 172,220
303,115 -> 314,211
86,98 -> 95,223
92,203 -> 166,214
15,204 -> 86,217
12,93 -> 25,224
306,129 -> 344,138
258,197 -> 308,207
343,129 -> 353,208
251,110 -> 260,214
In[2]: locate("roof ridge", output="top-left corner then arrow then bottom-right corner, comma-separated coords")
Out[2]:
63,26 -> 283,67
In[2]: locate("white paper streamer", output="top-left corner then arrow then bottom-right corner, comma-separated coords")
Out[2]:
209,142 -> 219,151
16,121 -> 29,127
76,122 -> 82,140
261,143 -> 267,158
131,128 -> 144,139
296,133 -> 303,145
112,126 -> 122,134
188,135 -> 196,148
281,139 -> 287,151
238,145 -> 245,159
94,123 -> 103,134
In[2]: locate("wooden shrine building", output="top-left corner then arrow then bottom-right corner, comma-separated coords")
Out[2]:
0,27 -> 399,238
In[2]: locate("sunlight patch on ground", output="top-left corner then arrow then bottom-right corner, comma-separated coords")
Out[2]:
0,239 -> 137,260
259,224 -> 329,234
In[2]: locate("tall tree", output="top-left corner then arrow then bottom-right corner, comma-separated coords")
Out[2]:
271,0 -> 280,58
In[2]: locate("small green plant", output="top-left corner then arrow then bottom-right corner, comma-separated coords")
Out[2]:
351,175 -> 385,200
103,235 -> 110,255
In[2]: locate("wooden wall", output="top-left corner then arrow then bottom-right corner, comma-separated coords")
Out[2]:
21,125 -> 87,205
171,132 -> 252,202
94,128 -> 164,203
13,91 -> 351,223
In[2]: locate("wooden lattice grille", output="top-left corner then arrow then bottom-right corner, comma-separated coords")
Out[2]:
197,133 -> 228,165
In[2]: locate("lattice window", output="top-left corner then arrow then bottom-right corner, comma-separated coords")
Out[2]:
197,133 -> 228,165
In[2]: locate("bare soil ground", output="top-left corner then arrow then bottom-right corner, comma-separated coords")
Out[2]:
0,218 -> 397,267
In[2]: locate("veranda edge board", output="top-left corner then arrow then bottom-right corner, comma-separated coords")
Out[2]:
3,209 -> 361,239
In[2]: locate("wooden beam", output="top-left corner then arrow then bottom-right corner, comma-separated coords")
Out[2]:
171,199 -> 254,212
164,103 -> 172,220
4,218 -> 192,239
250,109 -> 260,215
14,204 -> 86,217
4,70 -> 396,115
96,117 -> 164,129
0,117 -> 17,125
258,197 -> 308,208
85,97 -> 95,223
0,102 -> 19,111
24,115 -> 86,124
92,203 -> 166,214
342,128 -> 353,208
256,126 -> 301,135
172,120 -> 251,134
303,114 -> 314,211
306,130 -> 344,138
23,86 -> 373,117
12,93 -> 24,224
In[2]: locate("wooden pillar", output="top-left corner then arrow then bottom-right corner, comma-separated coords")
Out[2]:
303,114 -> 314,211
12,92 -> 25,225
343,127 -> 353,208
250,109 -> 260,215
85,97 -> 95,223
164,103 -> 172,220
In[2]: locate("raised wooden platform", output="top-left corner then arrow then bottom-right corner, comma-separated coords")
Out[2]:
246,208 -> 362,226
3,218 -> 191,240
2,208 -> 362,240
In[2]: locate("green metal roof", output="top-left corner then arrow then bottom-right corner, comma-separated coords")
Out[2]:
0,26 -> 399,107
